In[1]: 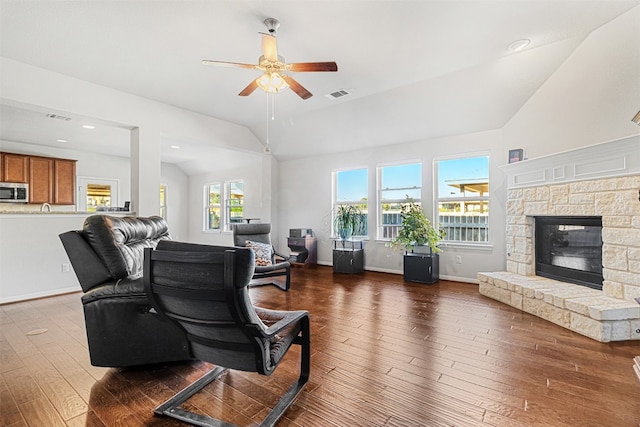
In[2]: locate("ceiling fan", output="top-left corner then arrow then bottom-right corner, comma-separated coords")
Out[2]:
202,18 -> 338,100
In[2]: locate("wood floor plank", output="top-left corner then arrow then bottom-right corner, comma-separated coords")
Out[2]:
18,396 -> 66,427
0,338 -> 24,373
1,267 -> 639,426
2,366 -> 44,405
65,410 -> 106,427
0,375 -> 25,426
21,352 -> 88,420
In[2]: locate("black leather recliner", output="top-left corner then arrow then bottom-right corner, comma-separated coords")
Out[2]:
59,215 -> 191,367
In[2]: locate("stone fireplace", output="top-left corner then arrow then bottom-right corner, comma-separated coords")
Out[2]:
478,135 -> 640,342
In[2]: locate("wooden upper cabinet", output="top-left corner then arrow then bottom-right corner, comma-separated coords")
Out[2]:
29,157 -> 54,204
2,153 -> 29,183
2,152 -> 77,204
54,159 -> 76,205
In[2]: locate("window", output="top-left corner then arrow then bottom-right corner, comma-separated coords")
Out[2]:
159,184 -> 167,219
204,180 -> 244,231
377,163 -> 422,240
205,183 -> 221,230
77,177 -> 119,212
224,180 -> 244,231
333,168 -> 368,237
435,155 -> 489,243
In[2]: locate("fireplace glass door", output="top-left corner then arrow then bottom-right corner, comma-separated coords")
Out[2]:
535,216 -> 603,290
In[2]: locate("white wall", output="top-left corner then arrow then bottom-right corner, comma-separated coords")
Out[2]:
503,5 -> 640,156
0,214 -> 98,303
278,129 -> 508,282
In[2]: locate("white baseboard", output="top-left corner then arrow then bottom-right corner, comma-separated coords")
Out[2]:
0,286 -> 81,305
316,261 -> 478,283
440,274 -> 479,284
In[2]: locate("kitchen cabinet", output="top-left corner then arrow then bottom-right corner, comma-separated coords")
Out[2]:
29,157 -> 54,204
2,152 -> 77,205
1,153 -> 29,183
53,159 -> 76,205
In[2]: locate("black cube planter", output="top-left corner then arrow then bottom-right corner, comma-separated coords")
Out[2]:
333,239 -> 364,274
403,252 -> 439,284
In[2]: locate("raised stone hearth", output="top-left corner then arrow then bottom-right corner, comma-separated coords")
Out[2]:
478,272 -> 640,341
480,136 -> 640,342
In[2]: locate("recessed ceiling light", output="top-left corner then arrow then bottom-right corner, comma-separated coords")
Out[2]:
56,139 -> 68,143
81,124 -> 96,129
170,145 -> 180,149
508,39 -> 530,52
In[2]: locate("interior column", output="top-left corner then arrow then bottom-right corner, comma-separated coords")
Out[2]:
130,126 -> 161,217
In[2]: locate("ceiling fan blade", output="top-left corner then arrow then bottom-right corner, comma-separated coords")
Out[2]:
261,33 -> 278,62
238,80 -> 259,96
282,75 -> 312,100
202,60 -> 257,69
288,62 -> 338,72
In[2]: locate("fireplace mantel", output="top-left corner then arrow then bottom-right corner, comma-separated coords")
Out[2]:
499,134 -> 640,189
480,135 -> 640,342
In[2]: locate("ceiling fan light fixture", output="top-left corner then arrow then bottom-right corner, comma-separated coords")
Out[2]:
256,72 -> 289,93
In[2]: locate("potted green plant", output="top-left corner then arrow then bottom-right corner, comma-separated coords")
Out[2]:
390,197 -> 446,283
333,204 -> 365,240
333,204 -> 366,274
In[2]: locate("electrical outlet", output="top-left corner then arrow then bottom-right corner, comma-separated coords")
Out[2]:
61,263 -> 70,273
455,255 -> 462,264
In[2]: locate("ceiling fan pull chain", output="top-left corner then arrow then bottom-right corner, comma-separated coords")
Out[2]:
266,93 -> 271,149
271,92 -> 276,121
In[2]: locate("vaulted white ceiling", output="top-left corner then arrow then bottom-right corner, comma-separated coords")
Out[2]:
1,1 -> 638,170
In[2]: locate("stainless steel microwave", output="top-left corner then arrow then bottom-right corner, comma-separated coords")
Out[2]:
0,182 -> 28,202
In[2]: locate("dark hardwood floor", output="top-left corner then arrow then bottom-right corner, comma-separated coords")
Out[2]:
2,266 -> 639,426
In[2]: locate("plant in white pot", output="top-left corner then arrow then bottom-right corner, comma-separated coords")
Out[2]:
391,197 -> 446,283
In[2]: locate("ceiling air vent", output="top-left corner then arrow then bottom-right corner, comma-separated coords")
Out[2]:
46,113 -> 72,121
325,89 -> 351,100
632,110 -> 640,126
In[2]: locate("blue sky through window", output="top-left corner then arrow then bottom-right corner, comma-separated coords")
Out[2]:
381,163 -> 421,189
381,163 -> 422,201
337,159 -> 487,202
438,156 -> 489,198
337,168 -> 368,201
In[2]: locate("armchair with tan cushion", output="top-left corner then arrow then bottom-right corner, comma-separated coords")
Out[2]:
232,223 -> 291,291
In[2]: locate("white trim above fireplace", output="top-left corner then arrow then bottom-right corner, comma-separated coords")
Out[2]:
500,134 -> 640,189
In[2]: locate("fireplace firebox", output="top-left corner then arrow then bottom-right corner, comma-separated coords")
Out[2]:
535,216 -> 603,290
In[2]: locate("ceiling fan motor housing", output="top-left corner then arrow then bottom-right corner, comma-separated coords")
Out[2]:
264,18 -> 280,34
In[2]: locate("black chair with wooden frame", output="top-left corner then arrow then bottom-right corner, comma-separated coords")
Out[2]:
143,240 -> 310,427
232,223 -> 291,291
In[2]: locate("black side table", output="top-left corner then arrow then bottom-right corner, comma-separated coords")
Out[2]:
403,252 -> 439,284
333,239 -> 364,274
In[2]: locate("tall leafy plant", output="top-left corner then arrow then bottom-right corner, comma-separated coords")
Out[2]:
334,204 -> 365,240
391,197 -> 446,253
